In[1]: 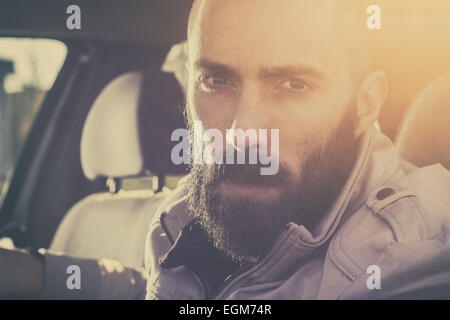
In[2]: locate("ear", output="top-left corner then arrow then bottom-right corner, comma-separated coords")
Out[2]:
354,70 -> 388,138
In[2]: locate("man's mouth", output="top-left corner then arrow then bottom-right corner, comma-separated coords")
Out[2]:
218,181 -> 281,199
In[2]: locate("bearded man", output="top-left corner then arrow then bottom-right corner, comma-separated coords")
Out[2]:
1,0 -> 450,300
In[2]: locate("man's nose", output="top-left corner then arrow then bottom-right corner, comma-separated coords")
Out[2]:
227,83 -> 266,151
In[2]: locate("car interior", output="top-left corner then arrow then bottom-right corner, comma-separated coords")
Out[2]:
0,0 -> 449,275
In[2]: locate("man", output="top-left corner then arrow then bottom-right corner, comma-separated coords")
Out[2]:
1,0 -> 450,299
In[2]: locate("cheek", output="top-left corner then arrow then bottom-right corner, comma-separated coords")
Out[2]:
278,133 -> 315,177
191,90 -> 238,130
277,121 -> 332,177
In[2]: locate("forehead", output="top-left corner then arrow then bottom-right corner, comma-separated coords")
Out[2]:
189,0 -> 349,76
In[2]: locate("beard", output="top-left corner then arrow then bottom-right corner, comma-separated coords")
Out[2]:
186,105 -> 360,264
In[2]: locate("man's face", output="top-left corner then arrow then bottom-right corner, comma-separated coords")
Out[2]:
185,0 -> 362,263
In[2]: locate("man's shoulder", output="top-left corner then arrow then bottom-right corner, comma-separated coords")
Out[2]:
391,163 -> 450,238
328,164 -> 450,298
358,163 -> 450,242
331,164 -> 450,274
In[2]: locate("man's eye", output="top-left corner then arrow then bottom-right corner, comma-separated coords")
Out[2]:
278,79 -> 310,92
200,74 -> 230,91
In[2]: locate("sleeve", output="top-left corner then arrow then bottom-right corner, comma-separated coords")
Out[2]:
41,252 -> 147,300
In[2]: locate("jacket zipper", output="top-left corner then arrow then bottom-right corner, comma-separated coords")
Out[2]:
211,226 -> 289,299
210,262 -> 253,299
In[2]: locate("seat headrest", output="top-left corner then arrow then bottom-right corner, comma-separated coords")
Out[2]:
138,68 -> 187,176
81,71 -> 144,180
396,71 -> 450,170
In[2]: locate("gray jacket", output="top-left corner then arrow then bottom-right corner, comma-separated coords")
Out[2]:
42,127 -> 450,299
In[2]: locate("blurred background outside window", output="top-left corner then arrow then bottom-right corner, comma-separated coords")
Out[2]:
0,38 -> 67,203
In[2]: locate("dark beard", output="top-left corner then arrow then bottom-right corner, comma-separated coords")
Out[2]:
186,107 -> 360,264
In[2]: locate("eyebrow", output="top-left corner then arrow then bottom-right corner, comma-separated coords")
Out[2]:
194,59 -> 240,78
258,65 -> 326,81
193,59 -> 326,81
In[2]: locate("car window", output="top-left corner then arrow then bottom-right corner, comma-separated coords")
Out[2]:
0,38 -> 67,205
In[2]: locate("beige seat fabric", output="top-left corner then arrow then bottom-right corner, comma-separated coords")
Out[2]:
396,71 -> 450,170
50,190 -> 166,269
50,71 -> 161,270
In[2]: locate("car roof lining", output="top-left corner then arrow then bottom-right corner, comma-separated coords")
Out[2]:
0,0 -> 193,47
